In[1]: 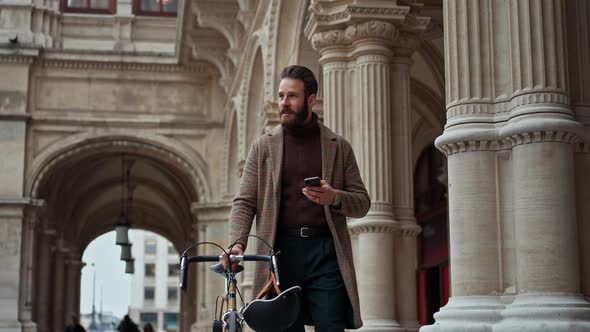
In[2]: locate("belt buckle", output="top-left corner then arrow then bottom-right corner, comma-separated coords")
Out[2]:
300,227 -> 309,238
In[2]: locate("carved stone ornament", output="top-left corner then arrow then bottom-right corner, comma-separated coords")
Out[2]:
311,21 -> 397,51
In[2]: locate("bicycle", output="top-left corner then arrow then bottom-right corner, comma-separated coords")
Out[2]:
179,235 -> 302,332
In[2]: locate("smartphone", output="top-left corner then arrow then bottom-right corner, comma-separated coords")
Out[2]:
304,176 -> 322,187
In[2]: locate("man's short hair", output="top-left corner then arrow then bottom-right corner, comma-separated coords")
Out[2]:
280,65 -> 318,98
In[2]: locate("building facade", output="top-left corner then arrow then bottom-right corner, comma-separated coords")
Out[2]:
0,0 -> 588,332
128,231 -> 180,332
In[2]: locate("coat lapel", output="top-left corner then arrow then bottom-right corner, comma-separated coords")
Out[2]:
267,125 -> 283,205
319,122 -> 338,185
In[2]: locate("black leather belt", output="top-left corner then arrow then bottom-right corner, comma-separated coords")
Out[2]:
280,227 -> 331,238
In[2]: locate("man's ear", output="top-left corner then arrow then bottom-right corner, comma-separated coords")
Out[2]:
308,94 -> 317,108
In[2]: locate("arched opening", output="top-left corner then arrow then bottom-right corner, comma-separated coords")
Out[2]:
79,229 -> 182,332
27,135 -> 205,332
414,145 -> 449,325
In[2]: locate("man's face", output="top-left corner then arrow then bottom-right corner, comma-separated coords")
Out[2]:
278,78 -> 314,128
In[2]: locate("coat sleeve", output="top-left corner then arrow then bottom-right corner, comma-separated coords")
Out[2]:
333,140 -> 371,218
228,139 -> 260,250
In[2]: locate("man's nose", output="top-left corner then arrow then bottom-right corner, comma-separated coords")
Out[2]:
280,96 -> 289,107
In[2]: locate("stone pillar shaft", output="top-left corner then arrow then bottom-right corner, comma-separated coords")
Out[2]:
0,202 -> 26,331
322,61 -> 350,137
34,229 -> 54,332
356,229 -> 397,323
509,0 -> 568,93
356,54 -> 393,211
52,246 -> 66,332
513,140 -> 579,292
391,60 -> 414,221
447,150 -> 500,295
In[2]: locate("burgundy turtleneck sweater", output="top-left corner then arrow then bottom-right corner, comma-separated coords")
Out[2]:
278,120 -> 328,231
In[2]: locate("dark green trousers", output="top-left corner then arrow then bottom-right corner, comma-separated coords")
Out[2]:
275,235 -> 351,332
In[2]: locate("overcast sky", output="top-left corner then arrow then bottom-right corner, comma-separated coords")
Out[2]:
80,231 -> 132,318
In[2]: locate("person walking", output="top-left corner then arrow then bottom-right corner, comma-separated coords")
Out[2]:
116,315 -> 140,332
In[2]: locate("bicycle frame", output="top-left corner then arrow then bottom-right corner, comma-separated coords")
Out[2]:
180,253 -> 278,332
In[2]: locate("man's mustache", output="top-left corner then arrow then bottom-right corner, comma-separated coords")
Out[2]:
280,108 -> 294,115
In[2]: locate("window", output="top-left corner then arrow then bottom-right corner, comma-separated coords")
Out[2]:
61,0 -> 116,14
145,263 -> 155,277
144,287 -> 155,301
164,313 -> 178,331
134,0 -> 178,16
140,312 -> 158,326
168,263 -> 179,277
145,239 -> 157,254
167,287 -> 177,301
168,244 -> 177,255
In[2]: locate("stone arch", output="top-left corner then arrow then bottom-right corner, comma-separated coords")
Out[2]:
26,130 -> 211,202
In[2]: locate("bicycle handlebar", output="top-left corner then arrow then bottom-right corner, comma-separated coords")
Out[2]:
179,253 -> 279,291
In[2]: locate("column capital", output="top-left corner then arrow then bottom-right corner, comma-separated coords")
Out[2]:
306,1 -> 430,62
305,0 -> 428,39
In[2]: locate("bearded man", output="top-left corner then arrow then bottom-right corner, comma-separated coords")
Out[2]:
226,65 -> 370,331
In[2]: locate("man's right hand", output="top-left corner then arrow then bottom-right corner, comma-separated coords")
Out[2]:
222,244 -> 244,272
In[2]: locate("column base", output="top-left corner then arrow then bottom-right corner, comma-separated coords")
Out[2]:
492,293 -> 590,332
357,319 -> 405,332
420,294 -> 590,332
420,296 -> 504,332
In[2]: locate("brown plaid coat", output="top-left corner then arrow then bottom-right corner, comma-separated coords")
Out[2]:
229,121 -> 370,329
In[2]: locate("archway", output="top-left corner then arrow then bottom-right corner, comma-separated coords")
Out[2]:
25,134 -> 207,332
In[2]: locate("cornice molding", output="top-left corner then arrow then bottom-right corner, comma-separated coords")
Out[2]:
399,223 -> 422,237
438,130 -> 580,156
510,91 -> 570,109
0,53 -> 37,64
348,223 -> 399,236
507,131 -> 579,147
305,4 -> 412,38
439,140 -> 510,156
37,59 -> 213,75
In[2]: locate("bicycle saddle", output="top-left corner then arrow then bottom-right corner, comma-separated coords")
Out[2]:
209,262 -> 244,275
242,285 -> 302,332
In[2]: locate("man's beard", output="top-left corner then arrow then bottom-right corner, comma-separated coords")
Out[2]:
280,102 -> 309,129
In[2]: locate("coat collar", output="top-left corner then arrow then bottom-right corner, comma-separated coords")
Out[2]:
266,115 -> 339,185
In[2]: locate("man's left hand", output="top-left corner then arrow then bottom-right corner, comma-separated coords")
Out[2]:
302,179 -> 337,206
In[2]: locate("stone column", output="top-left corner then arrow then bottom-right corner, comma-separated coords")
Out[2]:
349,23 -> 404,331
0,200 -> 29,332
18,202 -> 44,332
52,243 -> 68,332
567,0 -> 590,303
308,1 -> 429,327
34,228 -> 56,332
493,0 -> 590,330
63,255 -> 83,322
423,0 -> 507,330
428,0 -> 590,331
